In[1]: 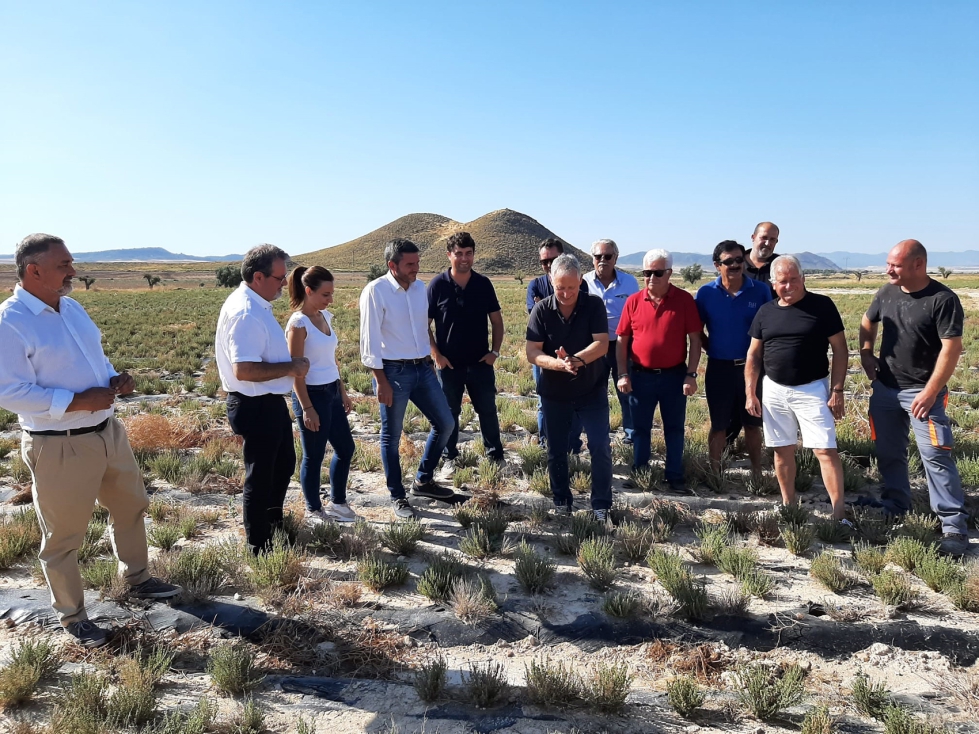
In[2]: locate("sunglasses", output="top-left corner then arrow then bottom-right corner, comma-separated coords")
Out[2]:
539,257 -> 556,268
718,256 -> 745,267
643,269 -> 669,279
593,253 -> 615,262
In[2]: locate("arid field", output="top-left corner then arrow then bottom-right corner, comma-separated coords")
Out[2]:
2,270 -> 979,734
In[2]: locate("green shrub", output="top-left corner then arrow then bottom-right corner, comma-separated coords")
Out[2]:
0,638 -> 61,708
851,673 -> 892,720
736,663 -> 806,721
465,661 -> 509,708
815,519 -> 851,544
666,676 -> 705,718
417,553 -> 469,602
740,569 -> 775,598
852,541 -> 888,575
525,658 -> 583,706
357,554 -> 409,591
801,704 -> 836,734
694,522 -> 729,565
147,522 -> 183,551
915,551 -> 964,592
899,512 -> 939,543
778,503 -> 811,525
206,644 -> 264,696
871,570 -> 919,607
577,536 -> 618,591
615,521 -> 655,562
586,662 -> 632,713
886,536 -> 929,572
380,519 -> 424,556
781,522 -> 815,556
514,541 -> 556,594
413,655 -> 447,703
602,590 -> 644,618
810,551 -> 854,593
717,546 -> 758,579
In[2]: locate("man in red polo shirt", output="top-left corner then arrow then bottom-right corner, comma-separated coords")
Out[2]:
616,249 -> 702,493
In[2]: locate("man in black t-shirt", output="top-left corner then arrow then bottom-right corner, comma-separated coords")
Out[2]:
859,239 -> 968,556
526,254 -> 612,522
743,221 -> 779,288
428,232 -> 505,466
746,255 -> 850,525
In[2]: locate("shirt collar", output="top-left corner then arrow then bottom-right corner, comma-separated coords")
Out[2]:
587,269 -> 619,290
712,276 -> 749,296
384,270 -> 415,293
14,284 -> 57,315
240,282 -> 273,311
644,284 -> 674,303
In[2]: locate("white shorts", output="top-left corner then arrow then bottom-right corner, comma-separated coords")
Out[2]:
761,376 -> 837,449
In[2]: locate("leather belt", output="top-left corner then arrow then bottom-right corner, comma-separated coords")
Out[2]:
631,363 -> 686,374
25,418 -> 110,437
383,357 -> 432,366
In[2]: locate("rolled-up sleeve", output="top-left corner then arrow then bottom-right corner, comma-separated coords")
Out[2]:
227,314 -> 266,364
0,323 -> 74,420
360,284 -> 385,369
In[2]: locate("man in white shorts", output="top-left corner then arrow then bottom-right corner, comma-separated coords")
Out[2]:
745,255 -> 850,525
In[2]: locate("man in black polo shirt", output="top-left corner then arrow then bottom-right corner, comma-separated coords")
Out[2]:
526,253 -> 612,522
428,232 -> 505,465
744,221 -> 779,286
860,239 -> 968,556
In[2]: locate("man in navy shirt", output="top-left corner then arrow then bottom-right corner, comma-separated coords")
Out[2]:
696,241 -> 772,474
428,232 -> 505,465
526,238 -> 583,451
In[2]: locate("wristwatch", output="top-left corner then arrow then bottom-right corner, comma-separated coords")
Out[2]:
490,350 -> 500,357
686,372 -> 697,378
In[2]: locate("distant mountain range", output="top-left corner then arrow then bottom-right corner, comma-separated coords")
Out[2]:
617,250 -> 842,271
819,251 -> 979,269
0,247 -> 241,263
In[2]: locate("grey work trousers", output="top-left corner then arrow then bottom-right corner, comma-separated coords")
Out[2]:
868,380 -> 968,535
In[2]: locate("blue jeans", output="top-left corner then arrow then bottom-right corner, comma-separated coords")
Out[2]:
869,381 -> 967,535
606,341 -> 633,441
629,368 -> 687,483
437,362 -> 504,461
292,381 -> 356,511
541,386 -> 613,510
376,361 -> 454,499
534,363 -> 583,452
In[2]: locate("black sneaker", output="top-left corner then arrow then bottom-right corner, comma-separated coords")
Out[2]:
593,509 -> 610,524
129,577 -> 182,600
666,479 -> 692,495
65,620 -> 108,648
940,533 -> 969,557
412,479 -> 454,500
392,498 -> 416,519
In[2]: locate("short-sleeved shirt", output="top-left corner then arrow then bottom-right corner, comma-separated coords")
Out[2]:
583,268 -> 640,339
696,276 -> 773,360
285,310 -> 340,386
866,280 -> 964,390
616,285 -> 702,369
526,274 -> 586,313
216,283 -> 294,396
427,269 -> 501,367
748,292 -> 845,386
526,292 -> 608,401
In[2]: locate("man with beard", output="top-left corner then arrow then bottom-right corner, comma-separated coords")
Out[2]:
860,240 -> 969,556
0,234 -> 181,648
216,244 -> 311,555
744,222 -> 780,286
361,239 -> 455,518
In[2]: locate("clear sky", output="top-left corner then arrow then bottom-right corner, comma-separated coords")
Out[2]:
2,1 -> 977,257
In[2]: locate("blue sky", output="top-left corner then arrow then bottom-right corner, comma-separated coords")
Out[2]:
1,1 -> 976,257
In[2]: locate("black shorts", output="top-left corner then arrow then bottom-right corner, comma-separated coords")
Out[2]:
705,358 -> 763,432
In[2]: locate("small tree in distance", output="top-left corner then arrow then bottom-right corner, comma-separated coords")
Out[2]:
514,274 -> 524,285
79,276 -> 96,290
216,264 -> 243,288
938,267 -> 952,280
143,274 -> 162,289
679,264 -> 703,285
367,264 -> 386,282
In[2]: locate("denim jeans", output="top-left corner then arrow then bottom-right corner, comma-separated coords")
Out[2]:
869,380 -> 968,534
292,381 -> 356,511
437,362 -> 504,461
226,392 -> 295,554
606,342 -> 634,441
534,363 -> 583,452
376,361 -> 454,499
541,386 -> 613,510
629,368 -> 687,483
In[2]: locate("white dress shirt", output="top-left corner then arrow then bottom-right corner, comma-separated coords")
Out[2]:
215,283 -> 294,396
0,285 -> 118,431
359,271 -> 430,369
584,268 -> 640,339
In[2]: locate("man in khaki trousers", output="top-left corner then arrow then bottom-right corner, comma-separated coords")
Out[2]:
0,234 -> 181,647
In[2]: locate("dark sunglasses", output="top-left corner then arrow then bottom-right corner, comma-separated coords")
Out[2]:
539,257 -> 556,267
718,256 -> 745,267
643,269 -> 669,279
593,253 -> 615,262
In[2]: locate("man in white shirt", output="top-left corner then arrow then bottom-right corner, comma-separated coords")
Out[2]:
360,239 -> 455,518
583,238 -> 639,443
0,234 -> 181,649
215,244 -> 309,554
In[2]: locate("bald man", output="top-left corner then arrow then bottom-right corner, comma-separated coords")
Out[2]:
744,222 -> 779,286
859,240 -> 969,556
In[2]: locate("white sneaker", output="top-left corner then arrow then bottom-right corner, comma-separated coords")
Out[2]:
323,502 -> 359,524
305,509 -> 329,526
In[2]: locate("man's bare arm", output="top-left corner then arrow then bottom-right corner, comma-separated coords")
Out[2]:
232,359 -> 307,383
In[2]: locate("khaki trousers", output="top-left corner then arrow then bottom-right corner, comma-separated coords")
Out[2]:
22,417 -> 150,626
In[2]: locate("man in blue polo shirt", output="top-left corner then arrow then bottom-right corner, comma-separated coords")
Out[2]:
696,240 -> 773,474
429,232 -> 505,465
583,238 -> 639,443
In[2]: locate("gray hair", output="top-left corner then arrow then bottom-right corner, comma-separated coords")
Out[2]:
16,233 -> 65,281
383,238 -> 420,265
591,238 -> 619,257
241,244 -> 289,283
643,248 -> 673,269
551,253 -> 582,279
771,254 -> 803,278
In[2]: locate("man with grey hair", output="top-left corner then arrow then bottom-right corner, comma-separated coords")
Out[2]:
617,249 -> 702,493
526,253 -> 613,521
746,255 -> 850,525
0,234 -> 181,648
361,239 -> 456,519
216,244 -> 311,554
583,239 -> 639,443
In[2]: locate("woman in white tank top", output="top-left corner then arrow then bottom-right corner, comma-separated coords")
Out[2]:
285,266 -> 358,524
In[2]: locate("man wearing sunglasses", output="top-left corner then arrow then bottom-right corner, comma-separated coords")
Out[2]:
695,241 -> 772,475
616,249 -> 702,494
744,221 -> 780,287
583,239 -> 639,445
526,238 -> 584,451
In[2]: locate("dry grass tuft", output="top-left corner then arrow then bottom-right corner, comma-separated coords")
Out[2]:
124,413 -> 203,450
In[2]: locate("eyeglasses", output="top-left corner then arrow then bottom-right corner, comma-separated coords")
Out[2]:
718,256 -> 745,267
267,273 -> 287,283
593,253 -> 615,262
539,257 -> 556,268
643,269 -> 669,279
